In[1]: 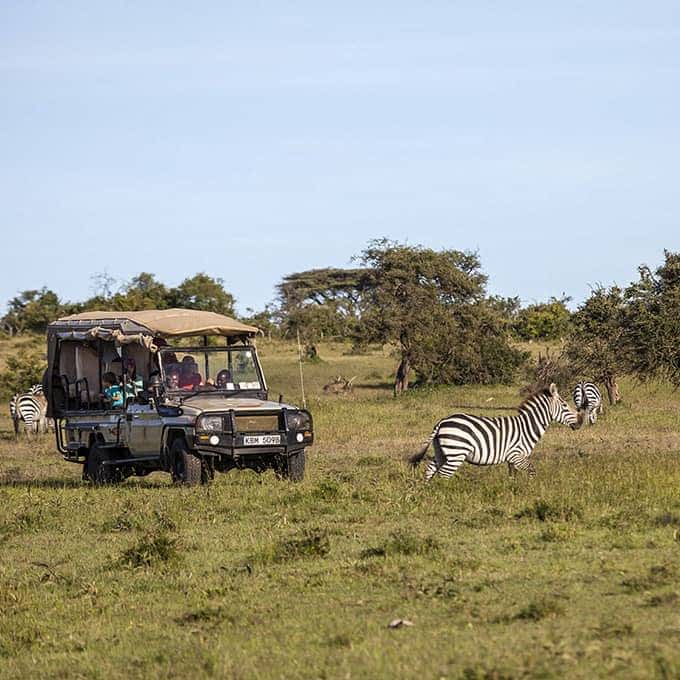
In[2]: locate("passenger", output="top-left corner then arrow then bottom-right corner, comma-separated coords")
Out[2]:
123,357 -> 144,398
161,351 -> 181,378
216,369 -> 233,389
164,351 -> 179,365
110,356 -> 123,382
166,370 -> 180,389
102,372 -> 124,408
179,357 -> 202,390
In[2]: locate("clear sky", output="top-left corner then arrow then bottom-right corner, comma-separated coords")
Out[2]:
2,2 -> 678,315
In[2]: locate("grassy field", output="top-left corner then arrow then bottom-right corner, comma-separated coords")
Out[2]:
1,338 -> 679,679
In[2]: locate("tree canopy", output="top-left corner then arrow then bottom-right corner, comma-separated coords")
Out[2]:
354,240 -> 527,392
276,267 -> 370,340
2,288 -> 63,335
561,249 -> 680,402
512,296 -> 572,341
1,272 -> 237,334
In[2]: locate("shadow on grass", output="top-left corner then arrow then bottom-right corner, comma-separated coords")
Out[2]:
0,477 -> 85,489
353,382 -> 394,391
0,476 -> 171,490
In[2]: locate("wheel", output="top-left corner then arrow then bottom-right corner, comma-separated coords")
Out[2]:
277,449 -> 306,482
84,442 -> 122,485
171,438 -> 204,486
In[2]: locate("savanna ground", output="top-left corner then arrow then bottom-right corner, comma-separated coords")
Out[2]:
0,337 -> 679,679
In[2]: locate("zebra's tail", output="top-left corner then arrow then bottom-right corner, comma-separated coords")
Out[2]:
407,424 -> 440,468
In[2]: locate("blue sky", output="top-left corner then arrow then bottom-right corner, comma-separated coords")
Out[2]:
2,2 -> 678,315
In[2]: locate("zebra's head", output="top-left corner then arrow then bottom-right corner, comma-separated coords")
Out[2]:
548,383 -> 583,430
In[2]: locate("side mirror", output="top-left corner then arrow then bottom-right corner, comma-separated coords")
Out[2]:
148,373 -> 163,399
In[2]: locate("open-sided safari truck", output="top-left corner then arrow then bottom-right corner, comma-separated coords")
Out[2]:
45,309 -> 313,484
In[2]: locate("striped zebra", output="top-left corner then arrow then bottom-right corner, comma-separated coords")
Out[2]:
409,383 -> 583,480
9,387 -> 49,438
572,382 -> 603,425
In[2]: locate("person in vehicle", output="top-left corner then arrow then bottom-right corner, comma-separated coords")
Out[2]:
102,372 -> 124,408
216,369 -> 233,389
166,370 -> 180,389
160,351 -> 181,378
123,357 -> 144,398
179,357 -> 202,390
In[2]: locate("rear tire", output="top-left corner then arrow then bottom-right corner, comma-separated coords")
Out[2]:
171,438 -> 204,486
277,449 -> 306,482
84,442 -> 122,485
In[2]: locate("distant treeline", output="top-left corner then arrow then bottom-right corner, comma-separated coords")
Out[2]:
2,241 -> 679,394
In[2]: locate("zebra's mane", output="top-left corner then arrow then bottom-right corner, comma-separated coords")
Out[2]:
517,386 -> 552,411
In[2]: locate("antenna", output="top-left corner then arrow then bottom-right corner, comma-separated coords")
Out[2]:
296,329 -> 307,409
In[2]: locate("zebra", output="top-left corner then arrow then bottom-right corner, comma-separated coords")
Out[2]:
572,382 -> 603,425
9,389 -> 49,438
408,383 -> 583,480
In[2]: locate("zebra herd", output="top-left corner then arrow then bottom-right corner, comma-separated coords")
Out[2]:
9,384 -> 53,438
410,381 -> 603,480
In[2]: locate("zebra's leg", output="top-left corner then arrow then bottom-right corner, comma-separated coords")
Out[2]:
437,452 -> 467,478
424,438 -> 448,481
507,462 -> 517,478
507,452 -> 536,478
424,459 -> 439,481
514,456 -> 536,478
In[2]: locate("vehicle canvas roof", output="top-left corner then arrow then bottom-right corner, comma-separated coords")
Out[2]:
49,308 -> 259,339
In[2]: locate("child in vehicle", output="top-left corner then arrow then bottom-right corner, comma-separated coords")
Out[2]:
102,372 -> 124,408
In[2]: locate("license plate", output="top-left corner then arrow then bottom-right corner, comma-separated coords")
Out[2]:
243,434 -> 281,446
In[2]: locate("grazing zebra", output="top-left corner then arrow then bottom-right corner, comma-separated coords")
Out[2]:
572,382 -> 603,425
409,383 -> 583,480
9,389 -> 49,438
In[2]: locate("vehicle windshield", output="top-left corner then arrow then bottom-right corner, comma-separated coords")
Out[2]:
160,347 -> 262,393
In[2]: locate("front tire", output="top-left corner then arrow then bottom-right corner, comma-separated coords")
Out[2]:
277,449 -> 306,482
84,442 -> 122,485
171,438 -> 204,486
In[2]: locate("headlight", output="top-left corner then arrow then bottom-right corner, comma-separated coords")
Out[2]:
196,415 -> 223,431
285,410 -> 311,431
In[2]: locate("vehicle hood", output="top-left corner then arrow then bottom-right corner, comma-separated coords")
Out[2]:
177,396 -> 298,413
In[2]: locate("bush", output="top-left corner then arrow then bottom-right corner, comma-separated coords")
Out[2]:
0,349 -> 46,399
513,297 -> 572,341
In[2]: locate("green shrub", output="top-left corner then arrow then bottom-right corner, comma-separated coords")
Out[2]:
0,349 -> 46,399
119,531 -> 181,568
360,529 -> 440,559
259,528 -> 331,563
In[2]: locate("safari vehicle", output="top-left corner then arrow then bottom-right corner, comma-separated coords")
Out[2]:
45,309 -> 313,484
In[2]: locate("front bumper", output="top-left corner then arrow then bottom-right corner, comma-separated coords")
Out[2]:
193,430 -> 313,458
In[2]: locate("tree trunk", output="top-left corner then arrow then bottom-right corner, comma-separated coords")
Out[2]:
603,375 -> 620,405
394,356 -> 411,397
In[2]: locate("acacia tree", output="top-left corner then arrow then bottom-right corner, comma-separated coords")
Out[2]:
563,286 -> 627,405
277,267 -> 370,341
355,240 -> 526,394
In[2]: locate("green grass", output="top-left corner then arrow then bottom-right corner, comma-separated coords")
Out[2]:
0,338 -> 679,678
